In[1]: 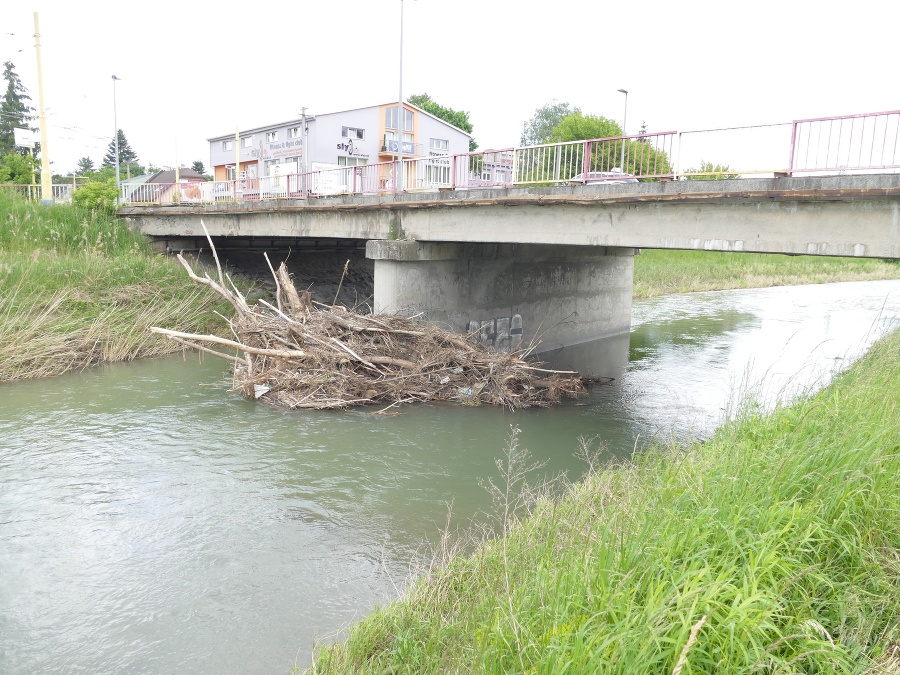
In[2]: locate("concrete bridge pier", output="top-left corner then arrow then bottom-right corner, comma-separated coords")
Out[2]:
367,240 -> 635,353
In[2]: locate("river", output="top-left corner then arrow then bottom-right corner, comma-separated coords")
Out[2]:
1,279 -> 898,674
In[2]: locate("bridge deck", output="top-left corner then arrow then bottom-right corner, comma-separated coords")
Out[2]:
121,175 -> 900,259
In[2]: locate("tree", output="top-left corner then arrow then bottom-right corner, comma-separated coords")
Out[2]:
0,151 -> 35,183
550,112 -> 621,142
76,156 -> 95,176
102,129 -> 139,170
0,61 -> 36,156
551,112 -> 672,179
684,160 -> 739,180
191,160 -> 205,175
520,100 -> 580,146
408,93 -> 477,151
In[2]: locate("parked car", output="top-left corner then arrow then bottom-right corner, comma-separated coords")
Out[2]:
567,170 -> 638,185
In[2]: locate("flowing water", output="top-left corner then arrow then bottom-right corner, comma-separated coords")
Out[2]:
1,279 -> 898,674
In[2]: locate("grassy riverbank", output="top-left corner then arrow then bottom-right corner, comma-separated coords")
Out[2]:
0,192 -> 231,381
633,249 -> 900,298
310,328 -> 900,673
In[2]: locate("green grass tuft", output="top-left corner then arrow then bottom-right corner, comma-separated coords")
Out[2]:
311,329 -> 900,673
633,249 -> 900,298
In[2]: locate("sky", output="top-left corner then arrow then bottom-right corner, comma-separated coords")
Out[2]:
3,0 -> 898,175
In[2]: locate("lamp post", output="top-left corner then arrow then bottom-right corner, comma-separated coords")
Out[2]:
617,88 -> 628,172
112,75 -> 121,204
396,0 -> 406,192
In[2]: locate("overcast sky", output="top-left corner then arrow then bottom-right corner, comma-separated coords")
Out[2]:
3,0 -> 897,175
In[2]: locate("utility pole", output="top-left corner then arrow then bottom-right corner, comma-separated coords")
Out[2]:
300,106 -> 307,174
396,0 -> 405,192
112,76 -> 121,204
33,13 -> 52,205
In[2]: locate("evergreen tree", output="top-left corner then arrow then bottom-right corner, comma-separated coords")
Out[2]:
0,61 -> 36,156
191,160 -> 205,174
102,129 -> 138,169
76,156 -> 95,175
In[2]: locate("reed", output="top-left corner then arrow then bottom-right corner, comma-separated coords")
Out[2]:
0,192 -> 234,381
310,328 -> 900,673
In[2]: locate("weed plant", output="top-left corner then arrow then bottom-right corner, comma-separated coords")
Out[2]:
634,249 -> 900,298
0,192 -> 233,380
311,329 -> 900,673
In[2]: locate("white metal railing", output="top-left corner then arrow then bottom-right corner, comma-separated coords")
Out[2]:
1,183 -> 78,202
112,110 -> 900,206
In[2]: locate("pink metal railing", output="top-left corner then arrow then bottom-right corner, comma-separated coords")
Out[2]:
789,110 -> 900,174
116,111 -> 900,206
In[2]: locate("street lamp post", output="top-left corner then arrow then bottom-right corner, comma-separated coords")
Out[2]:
617,88 -> 628,172
396,0 -> 406,192
112,75 -> 121,205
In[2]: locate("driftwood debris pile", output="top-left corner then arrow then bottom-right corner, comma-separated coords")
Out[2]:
152,247 -> 585,410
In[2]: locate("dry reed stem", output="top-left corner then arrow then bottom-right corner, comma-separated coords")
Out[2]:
672,615 -> 708,675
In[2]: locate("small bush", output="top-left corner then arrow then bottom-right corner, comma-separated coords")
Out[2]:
72,179 -> 118,214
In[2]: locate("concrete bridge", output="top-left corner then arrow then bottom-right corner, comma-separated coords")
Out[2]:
121,174 -> 900,353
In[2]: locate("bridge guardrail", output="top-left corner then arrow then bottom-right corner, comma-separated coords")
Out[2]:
113,109 -> 900,206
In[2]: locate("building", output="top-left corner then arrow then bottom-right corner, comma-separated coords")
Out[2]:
207,102 -> 473,191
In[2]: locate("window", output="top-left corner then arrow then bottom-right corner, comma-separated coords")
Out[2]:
430,138 -> 449,151
385,107 -> 413,131
342,126 -> 365,140
337,156 -> 368,166
425,164 -> 450,185
264,160 -> 277,175
289,127 -> 301,139
266,131 -> 278,142
222,140 -> 233,151
226,165 -> 236,180
240,136 -> 253,148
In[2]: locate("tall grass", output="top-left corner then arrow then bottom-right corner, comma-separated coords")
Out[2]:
311,329 -> 900,673
0,191 -> 233,381
634,249 -> 900,298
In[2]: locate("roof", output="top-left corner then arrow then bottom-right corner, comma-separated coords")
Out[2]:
147,168 -> 208,183
207,102 -> 473,142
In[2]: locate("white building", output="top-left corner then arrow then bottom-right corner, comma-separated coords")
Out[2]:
207,102 -> 472,189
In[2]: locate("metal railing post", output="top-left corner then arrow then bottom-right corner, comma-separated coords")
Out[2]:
674,132 -> 681,180
787,120 -> 798,176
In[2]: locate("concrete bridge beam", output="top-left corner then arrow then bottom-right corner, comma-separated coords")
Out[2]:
367,240 -> 635,352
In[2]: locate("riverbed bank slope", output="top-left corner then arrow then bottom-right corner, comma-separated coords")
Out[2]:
310,327 -> 900,673
0,192 -> 233,381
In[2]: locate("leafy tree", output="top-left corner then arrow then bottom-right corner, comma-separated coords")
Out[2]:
0,60 -> 36,156
76,156 -> 95,175
550,112 -> 621,142
549,112 -> 672,179
102,129 -> 139,170
520,100 -> 580,146
0,151 -> 35,183
191,160 -> 205,174
408,93 -> 477,151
